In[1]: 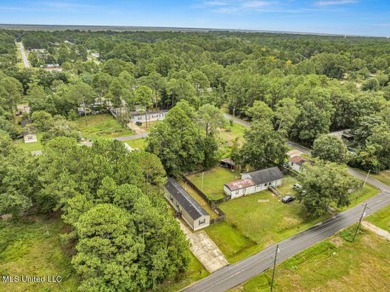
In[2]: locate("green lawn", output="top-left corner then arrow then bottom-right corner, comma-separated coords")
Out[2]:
75,114 -> 133,139
231,227 -> 390,292
14,133 -> 44,152
205,222 -> 256,262
187,167 -> 241,201
0,215 -> 79,292
218,122 -> 247,146
338,183 -> 379,211
159,252 -> 209,291
352,168 -> 390,186
178,180 -> 219,219
367,205 -> 390,232
123,138 -> 147,150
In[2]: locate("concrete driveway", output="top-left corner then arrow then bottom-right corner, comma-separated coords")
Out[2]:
179,221 -> 229,273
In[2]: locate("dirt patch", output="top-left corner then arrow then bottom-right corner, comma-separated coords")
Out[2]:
331,237 -> 343,247
258,199 -> 270,203
127,122 -> 146,134
362,221 -> 390,241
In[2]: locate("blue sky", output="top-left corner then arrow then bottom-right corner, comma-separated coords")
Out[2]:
0,1 -> 389,36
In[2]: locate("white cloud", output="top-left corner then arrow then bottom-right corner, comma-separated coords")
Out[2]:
314,0 -> 357,6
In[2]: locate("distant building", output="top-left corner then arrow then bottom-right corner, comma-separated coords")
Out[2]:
164,178 -> 210,231
24,133 -> 37,144
288,156 -> 307,172
220,158 -> 235,170
224,167 -> 284,199
130,110 -> 168,124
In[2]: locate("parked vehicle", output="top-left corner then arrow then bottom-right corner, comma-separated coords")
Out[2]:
135,121 -> 142,126
282,195 -> 295,203
293,183 -> 303,190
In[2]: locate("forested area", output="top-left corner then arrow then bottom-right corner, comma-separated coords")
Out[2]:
0,29 -> 390,290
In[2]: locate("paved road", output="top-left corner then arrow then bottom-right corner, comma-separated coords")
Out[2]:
114,133 -> 148,141
183,188 -> 390,292
18,42 -> 30,68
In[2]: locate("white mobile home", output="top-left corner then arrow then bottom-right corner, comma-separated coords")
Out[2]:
165,178 -> 210,231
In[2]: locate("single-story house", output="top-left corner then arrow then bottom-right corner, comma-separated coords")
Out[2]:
224,167 -> 284,199
131,110 -> 168,124
24,133 -> 37,144
220,158 -> 235,170
164,178 -> 210,231
288,156 -> 307,172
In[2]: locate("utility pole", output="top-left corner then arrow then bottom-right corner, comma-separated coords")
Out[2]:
353,203 -> 368,242
270,244 -> 280,292
362,170 -> 371,188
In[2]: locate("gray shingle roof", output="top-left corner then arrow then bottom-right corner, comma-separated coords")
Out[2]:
165,178 -> 209,220
245,167 -> 283,185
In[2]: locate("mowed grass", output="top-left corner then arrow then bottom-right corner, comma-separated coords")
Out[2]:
371,170 -> 390,186
178,180 -> 219,219
214,190 -> 325,263
160,252 -> 209,291
123,138 -> 147,150
75,114 -> 133,139
338,183 -> 379,211
231,227 -> 390,292
205,222 -> 256,262
14,133 -> 44,152
187,167 -> 241,201
0,215 -> 79,292
367,205 -> 390,232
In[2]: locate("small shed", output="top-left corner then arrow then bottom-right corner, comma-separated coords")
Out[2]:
24,134 -> 37,143
164,178 -> 210,231
220,158 -> 235,170
288,156 -> 307,172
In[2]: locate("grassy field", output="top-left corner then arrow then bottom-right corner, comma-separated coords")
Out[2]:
212,189 -> 326,263
178,180 -> 219,219
14,133 -> 44,152
338,183 -> 379,211
205,222 -> 256,262
367,205 -> 390,232
231,227 -> 390,292
187,167 -> 241,201
75,114 -> 133,139
352,168 -> 390,186
0,215 -> 79,292
160,252 -> 209,291
123,138 -> 147,150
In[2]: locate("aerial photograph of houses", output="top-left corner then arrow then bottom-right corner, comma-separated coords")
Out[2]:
0,1 -> 389,292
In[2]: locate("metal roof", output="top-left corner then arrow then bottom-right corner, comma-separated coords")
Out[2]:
225,178 -> 255,191
164,178 -> 209,220
244,167 -> 284,185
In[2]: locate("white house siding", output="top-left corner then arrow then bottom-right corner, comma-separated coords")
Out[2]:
224,185 -> 232,197
131,111 -> 168,123
225,179 -> 283,199
165,192 -> 209,231
288,162 -> 302,172
192,215 -> 211,231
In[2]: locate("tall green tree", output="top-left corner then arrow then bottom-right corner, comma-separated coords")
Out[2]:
312,135 -> 348,163
240,120 -> 287,170
297,162 -> 359,217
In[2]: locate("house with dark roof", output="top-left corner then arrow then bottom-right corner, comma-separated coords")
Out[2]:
224,167 -> 284,199
164,178 -> 210,231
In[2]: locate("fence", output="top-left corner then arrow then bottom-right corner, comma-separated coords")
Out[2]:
181,176 -> 227,224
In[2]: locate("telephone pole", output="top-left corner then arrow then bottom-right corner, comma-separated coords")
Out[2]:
353,203 -> 368,242
270,244 -> 280,292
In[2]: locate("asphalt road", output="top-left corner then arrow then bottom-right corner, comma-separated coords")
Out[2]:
18,42 -> 30,69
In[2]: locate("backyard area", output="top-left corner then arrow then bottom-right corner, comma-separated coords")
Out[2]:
122,138 -> 147,150
177,180 -> 219,219
15,133 -> 43,152
0,215 -> 79,291
187,167 -> 241,201
75,114 -> 133,139
231,226 -> 390,292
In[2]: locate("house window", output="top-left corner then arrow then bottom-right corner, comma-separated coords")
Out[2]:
199,218 -> 206,225
235,191 -> 239,195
